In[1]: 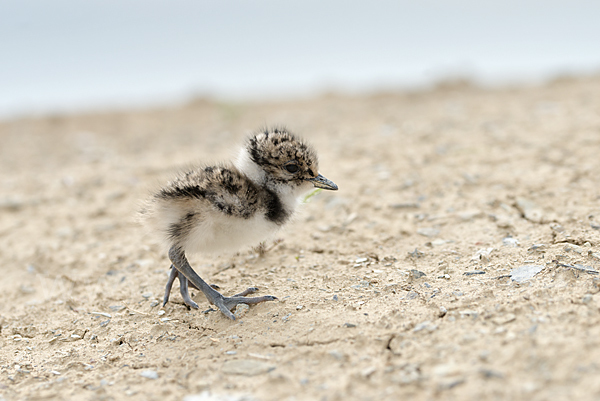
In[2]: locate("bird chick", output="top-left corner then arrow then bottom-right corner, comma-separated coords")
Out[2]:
143,127 -> 338,320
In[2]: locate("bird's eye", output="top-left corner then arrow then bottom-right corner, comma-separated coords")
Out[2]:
285,164 -> 299,174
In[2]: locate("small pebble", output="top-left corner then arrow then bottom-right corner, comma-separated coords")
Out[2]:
464,271 -> 485,276
332,295 -> 339,301
413,321 -> 437,332
439,306 -> 447,317
511,265 -> 544,283
329,350 -> 344,360
410,269 -> 426,279
90,312 -> 112,318
234,303 -> 250,319
139,370 -> 159,380
502,237 -> 519,247
417,227 -> 440,237
582,294 -> 593,304
221,359 -> 275,376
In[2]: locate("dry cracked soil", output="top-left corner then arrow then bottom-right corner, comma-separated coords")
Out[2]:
1,76 -> 600,401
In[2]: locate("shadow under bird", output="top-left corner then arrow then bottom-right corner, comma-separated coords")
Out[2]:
142,127 -> 338,320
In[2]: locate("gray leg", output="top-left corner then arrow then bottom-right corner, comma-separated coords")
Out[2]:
162,266 -> 223,309
163,264 -> 200,309
168,246 -> 277,320
162,265 -> 178,307
178,272 -> 199,309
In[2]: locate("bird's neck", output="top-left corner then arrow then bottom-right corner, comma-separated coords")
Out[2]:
234,147 -> 266,185
234,147 -> 308,224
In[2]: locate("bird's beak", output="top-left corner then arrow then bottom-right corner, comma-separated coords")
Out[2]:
306,174 -> 338,190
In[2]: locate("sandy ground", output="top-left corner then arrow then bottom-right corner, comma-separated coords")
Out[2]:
2,76 -> 600,401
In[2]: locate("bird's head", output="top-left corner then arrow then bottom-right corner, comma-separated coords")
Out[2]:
236,127 -> 338,192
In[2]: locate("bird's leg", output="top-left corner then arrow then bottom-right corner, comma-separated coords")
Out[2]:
168,246 -> 277,320
162,265 -> 178,306
163,264 -> 200,309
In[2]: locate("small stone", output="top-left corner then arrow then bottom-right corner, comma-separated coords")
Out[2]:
149,300 -> 159,307
510,265 -> 544,283
332,295 -> 339,301
410,269 -> 426,279
390,202 -> 419,209
329,350 -> 344,360
91,312 -> 112,318
225,351 -> 237,355
355,257 -> 368,263
472,247 -> 493,262
515,198 -> 545,223
222,359 -> 275,376
140,370 -> 158,380
109,305 -> 126,311
492,313 -> 516,325
457,210 -> 483,221
413,321 -> 437,332
528,244 -> 546,252
464,271 -> 485,276
361,366 -> 376,378
417,227 -> 440,237
296,305 -> 304,310
234,303 -> 250,319
479,368 -> 504,379
141,292 -> 153,299
157,310 -> 165,316
343,323 -> 357,328
502,237 -> 519,247
0,197 -> 25,211
582,294 -> 593,304
459,310 -> 478,319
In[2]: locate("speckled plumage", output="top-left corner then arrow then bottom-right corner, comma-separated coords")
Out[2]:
142,127 -> 337,320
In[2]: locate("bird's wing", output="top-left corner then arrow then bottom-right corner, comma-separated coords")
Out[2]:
157,166 -> 260,219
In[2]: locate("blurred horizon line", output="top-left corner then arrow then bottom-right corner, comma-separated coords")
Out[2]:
2,69 -> 599,121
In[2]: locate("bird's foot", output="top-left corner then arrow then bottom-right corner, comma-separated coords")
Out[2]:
162,266 -> 277,319
209,291 -> 278,320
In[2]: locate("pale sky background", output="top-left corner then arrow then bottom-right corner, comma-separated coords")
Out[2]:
1,0 -> 599,117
